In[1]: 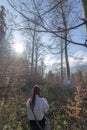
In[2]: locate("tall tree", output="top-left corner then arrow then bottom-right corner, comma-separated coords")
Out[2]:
46,0 -> 77,79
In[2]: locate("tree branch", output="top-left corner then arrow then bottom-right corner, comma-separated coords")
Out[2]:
7,0 -> 87,48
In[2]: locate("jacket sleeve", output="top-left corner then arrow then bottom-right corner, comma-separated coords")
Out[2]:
41,98 -> 49,113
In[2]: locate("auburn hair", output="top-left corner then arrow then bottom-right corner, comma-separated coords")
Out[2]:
30,84 -> 40,108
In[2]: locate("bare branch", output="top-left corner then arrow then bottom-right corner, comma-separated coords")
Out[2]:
42,0 -> 65,15
7,0 -> 87,48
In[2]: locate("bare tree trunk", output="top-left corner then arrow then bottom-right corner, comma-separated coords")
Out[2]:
40,59 -> 44,78
60,36 -> 64,82
61,5 -> 70,80
35,43 -> 38,74
65,38 -> 70,80
31,24 -> 36,74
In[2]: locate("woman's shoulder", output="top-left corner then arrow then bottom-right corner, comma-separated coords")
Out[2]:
36,95 -> 48,103
27,98 -> 31,101
40,97 -> 48,103
26,98 -> 30,105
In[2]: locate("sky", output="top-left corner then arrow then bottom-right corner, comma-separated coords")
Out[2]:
0,0 -> 87,73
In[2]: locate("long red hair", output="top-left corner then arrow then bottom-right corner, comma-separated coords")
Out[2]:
30,84 -> 40,108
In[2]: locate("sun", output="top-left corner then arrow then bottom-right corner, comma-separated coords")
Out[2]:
12,43 -> 24,54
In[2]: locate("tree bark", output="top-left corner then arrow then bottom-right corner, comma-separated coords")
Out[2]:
31,24 -> 36,74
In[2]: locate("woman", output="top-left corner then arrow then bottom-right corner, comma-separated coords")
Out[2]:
26,84 -> 49,130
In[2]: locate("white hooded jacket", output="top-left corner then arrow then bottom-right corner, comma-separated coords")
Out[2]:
26,95 -> 49,121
